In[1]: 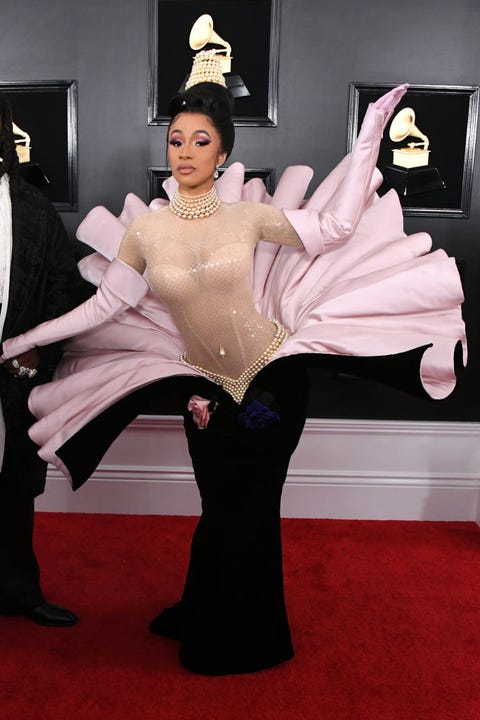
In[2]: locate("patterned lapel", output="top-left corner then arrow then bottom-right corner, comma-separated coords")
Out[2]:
3,190 -> 45,340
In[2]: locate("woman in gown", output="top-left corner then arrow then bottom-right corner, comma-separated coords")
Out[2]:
0,56 -> 466,674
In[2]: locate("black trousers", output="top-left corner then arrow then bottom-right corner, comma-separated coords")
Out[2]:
0,442 -> 45,612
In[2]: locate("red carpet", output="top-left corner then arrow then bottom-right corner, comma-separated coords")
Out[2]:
1,514 -> 479,720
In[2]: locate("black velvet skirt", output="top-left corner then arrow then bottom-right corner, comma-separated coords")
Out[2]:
177,356 -> 309,674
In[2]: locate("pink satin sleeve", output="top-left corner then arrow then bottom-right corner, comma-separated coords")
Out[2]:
285,103 -> 384,257
1,258 -> 149,360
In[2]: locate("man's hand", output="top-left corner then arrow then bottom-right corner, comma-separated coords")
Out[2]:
3,348 -> 39,379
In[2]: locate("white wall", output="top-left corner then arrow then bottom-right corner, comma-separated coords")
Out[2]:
37,416 -> 480,522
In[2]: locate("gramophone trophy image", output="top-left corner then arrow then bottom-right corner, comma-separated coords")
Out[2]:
13,119 -> 49,187
12,121 -> 31,164
383,106 -> 446,196
179,14 -> 250,98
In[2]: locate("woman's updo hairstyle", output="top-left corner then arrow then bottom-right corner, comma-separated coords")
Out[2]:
168,82 -> 235,158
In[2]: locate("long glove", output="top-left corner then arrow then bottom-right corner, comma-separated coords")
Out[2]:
1,257 -> 149,361
285,84 -> 409,254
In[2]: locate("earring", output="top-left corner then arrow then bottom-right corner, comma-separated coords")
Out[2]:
214,166 -> 220,180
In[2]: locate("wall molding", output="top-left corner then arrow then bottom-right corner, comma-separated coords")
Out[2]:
36,416 -> 480,523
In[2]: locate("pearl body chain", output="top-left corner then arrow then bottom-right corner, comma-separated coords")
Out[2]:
180,319 -> 290,404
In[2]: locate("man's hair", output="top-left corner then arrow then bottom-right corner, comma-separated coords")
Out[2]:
0,93 -> 20,194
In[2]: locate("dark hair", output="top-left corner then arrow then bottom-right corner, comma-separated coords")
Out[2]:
168,82 -> 235,158
0,92 -> 19,195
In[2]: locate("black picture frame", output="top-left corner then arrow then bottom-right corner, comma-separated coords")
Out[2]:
148,0 -> 280,127
147,166 -> 275,202
347,83 -> 480,218
0,80 -> 78,212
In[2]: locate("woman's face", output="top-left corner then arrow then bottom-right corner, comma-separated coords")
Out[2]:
168,112 -> 227,195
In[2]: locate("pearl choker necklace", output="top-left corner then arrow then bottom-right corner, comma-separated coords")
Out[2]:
169,186 -> 220,220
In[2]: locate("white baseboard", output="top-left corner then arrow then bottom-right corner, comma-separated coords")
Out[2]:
36,416 -> 480,523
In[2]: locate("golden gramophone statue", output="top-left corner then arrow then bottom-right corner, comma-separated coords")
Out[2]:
13,121 -> 31,164
383,105 -> 445,197
12,119 -> 49,187
389,108 -> 430,168
181,14 -> 250,98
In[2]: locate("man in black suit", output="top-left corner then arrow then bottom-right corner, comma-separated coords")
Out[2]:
0,92 -> 87,626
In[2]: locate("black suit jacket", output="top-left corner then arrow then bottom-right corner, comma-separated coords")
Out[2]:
0,178 -> 91,496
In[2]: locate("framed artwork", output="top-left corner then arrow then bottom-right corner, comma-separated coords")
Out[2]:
148,0 -> 280,126
147,166 -> 275,202
347,83 -> 480,217
0,80 -> 78,211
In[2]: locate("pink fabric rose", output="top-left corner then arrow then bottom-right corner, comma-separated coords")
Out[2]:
187,395 -> 217,429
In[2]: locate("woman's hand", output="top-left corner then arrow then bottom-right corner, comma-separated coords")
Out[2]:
373,83 -> 409,130
3,348 -> 39,379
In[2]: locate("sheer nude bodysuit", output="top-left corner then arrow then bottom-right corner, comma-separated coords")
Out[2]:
119,201 -> 303,401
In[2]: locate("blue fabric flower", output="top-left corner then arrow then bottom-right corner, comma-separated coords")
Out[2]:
238,399 -> 280,429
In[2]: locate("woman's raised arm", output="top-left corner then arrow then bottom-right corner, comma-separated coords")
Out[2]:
278,84 -> 409,256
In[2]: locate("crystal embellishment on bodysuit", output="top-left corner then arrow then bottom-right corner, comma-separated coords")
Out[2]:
179,319 -> 289,404
169,185 -> 221,220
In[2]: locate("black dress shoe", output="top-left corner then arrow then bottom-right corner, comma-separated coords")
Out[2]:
24,602 -> 78,627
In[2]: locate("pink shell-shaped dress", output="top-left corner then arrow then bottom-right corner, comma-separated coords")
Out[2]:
19,152 -> 465,483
